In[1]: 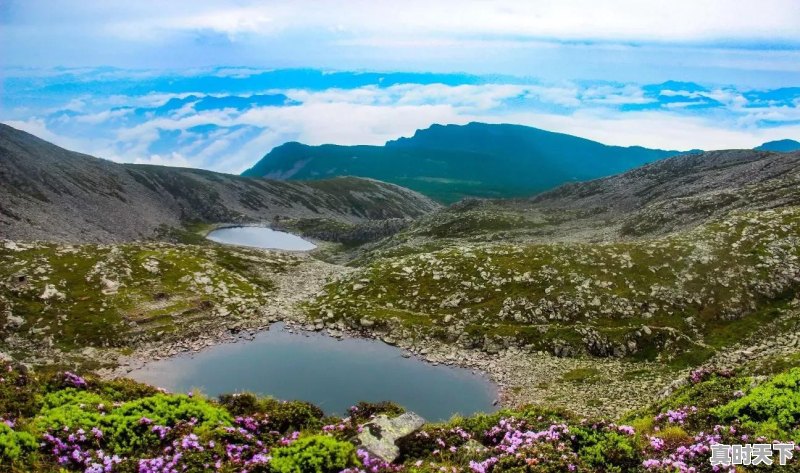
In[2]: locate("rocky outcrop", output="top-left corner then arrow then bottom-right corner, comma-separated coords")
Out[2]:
356,413 -> 426,462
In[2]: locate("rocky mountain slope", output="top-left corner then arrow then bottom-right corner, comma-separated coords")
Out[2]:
242,122 -> 685,203
0,124 -> 438,243
305,149 -> 800,371
348,148 -> 800,262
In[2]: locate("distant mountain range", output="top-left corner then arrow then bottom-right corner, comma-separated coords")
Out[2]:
242,123 -> 690,203
755,139 -> 800,152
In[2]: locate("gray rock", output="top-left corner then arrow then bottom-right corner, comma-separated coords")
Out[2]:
356,412 -> 425,462
4,313 -> 24,330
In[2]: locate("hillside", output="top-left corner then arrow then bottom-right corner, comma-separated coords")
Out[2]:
305,149 -> 800,376
334,149 -> 800,265
242,122 -> 685,203
0,124 -> 438,243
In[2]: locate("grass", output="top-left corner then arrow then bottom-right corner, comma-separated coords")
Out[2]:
308,207 -> 800,366
0,240 -> 299,356
560,368 -> 602,383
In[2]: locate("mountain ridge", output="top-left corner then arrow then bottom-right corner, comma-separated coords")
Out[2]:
242,122 -> 689,203
755,138 -> 800,152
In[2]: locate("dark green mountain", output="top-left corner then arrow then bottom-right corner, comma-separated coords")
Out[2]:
755,139 -> 800,152
242,122 -> 687,203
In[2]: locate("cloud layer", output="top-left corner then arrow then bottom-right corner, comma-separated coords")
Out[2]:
2,68 -> 798,174
2,1 -> 799,85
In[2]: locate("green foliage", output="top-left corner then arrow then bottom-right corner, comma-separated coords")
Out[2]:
260,399 -> 325,433
0,423 -> 38,464
103,394 -> 231,454
269,435 -> 357,473
662,373 -> 747,428
492,441 -> 584,473
35,389 -> 231,455
569,427 -> 640,472
714,367 -> 800,441
0,362 -> 40,420
219,392 -> 261,416
449,405 -> 572,439
94,377 -> 162,403
35,389 -> 108,431
348,401 -> 405,423
218,394 -> 329,432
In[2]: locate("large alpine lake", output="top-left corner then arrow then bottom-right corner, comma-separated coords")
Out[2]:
206,226 -> 316,251
128,323 -> 498,421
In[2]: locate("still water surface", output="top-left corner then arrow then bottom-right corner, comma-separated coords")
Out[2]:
207,227 -> 316,251
128,323 -> 497,421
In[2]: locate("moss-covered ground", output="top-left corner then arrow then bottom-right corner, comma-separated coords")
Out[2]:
0,240 -> 299,361
309,207 -> 800,366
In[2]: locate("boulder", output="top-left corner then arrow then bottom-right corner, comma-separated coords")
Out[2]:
356,412 -> 425,462
40,284 -> 65,301
4,313 -> 24,330
100,277 -> 120,295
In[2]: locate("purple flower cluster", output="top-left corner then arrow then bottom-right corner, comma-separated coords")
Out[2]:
459,418 -> 583,472
642,426 -> 735,473
137,429 -> 223,473
42,426 -> 121,473
346,448 -> 401,473
655,406 -> 698,425
689,368 -> 733,385
63,371 -> 88,388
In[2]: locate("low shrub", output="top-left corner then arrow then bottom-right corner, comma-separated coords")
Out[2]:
0,422 -> 38,464
348,401 -> 405,423
219,392 -> 261,416
261,399 -> 325,432
713,367 -> 800,441
0,362 -> 40,420
570,426 -> 640,472
270,435 -> 357,473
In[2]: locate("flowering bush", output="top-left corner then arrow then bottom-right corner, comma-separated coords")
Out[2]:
1,360 -> 799,472
0,362 -> 39,421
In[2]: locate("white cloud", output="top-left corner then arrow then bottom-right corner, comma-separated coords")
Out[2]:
62,1 -> 797,43
5,79 -> 799,175
581,85 -> 653,105
134,152 -> 193,168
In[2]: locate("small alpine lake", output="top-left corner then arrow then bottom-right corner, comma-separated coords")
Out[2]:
128,323 -> 498,421
206,226 -> 316,251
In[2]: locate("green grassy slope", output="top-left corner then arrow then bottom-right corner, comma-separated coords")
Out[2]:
309,207 -> 800,366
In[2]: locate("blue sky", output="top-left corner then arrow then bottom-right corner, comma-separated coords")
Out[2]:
1,1 -> 799,172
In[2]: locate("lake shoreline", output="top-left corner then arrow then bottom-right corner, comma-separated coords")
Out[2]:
91,245 -> 678,420
124,321 -> 500,420
206,225 -> 318,251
